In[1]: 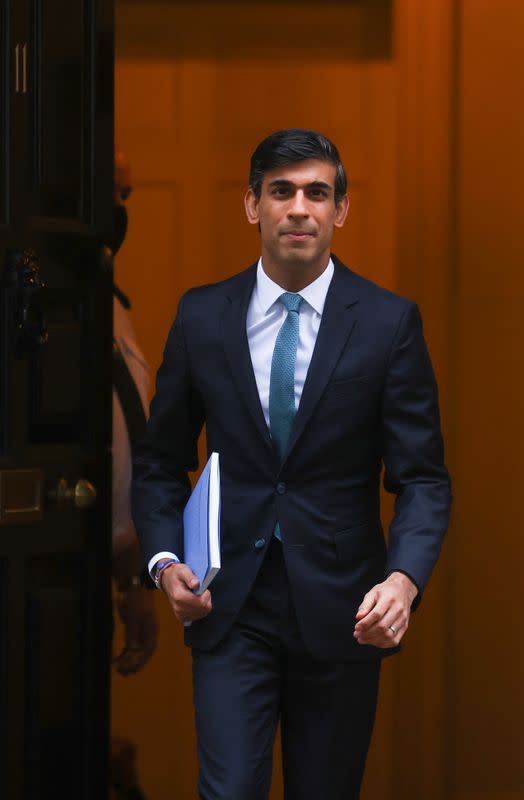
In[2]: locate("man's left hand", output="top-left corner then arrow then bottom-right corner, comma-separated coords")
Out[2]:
354,571 -> 418,648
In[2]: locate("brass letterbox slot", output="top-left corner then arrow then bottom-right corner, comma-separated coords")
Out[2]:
0,469 -> 44,525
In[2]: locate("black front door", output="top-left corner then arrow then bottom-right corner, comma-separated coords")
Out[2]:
0,1 -> 114,797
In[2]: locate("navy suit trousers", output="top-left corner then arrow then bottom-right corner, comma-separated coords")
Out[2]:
192,539 -> 381,800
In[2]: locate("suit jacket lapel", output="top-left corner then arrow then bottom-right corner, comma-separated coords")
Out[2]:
283,260 -> 360,464
221,259 -> 361,467
221,264 -> 275,457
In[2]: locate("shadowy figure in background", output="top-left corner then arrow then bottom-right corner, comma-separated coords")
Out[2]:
110,148 -> 157,675
108,148 -> 157,800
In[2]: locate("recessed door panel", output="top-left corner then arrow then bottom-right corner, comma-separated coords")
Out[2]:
31,0 -> 92,224
29,291 -> 84,443
24,556 -> 87,799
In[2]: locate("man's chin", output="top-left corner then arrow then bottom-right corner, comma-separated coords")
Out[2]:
280,249 -> 319,268
278,238 -> 313,255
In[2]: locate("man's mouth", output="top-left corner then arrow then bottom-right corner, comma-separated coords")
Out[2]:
281,231 -> 315,240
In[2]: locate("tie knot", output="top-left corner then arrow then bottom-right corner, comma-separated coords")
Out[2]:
279,292 -> 303,314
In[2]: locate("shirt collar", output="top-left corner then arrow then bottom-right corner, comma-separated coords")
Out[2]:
256,257 -> 334,316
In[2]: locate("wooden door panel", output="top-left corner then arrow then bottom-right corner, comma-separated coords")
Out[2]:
1,0 -> 30,239
0,558 -> 6,792
0,249 -> 112,797
0,280 -> 8,455
24,557 -> 86,798
0,1 -> 8,229
0,1 -> 114,798
29,290 -> 85,443
31,0 -> 88,222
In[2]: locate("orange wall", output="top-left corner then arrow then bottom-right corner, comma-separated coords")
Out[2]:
449,2 -> 524,797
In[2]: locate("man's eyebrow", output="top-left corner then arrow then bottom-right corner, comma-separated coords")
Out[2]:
308,181 -> 332,190
267,179 -> 333,190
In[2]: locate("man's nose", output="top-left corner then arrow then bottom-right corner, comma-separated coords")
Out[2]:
288,191 -> 309,216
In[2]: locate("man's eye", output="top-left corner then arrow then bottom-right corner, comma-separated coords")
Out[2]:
310,189 -> 327,199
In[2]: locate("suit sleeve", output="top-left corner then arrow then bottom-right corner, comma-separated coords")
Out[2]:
382,302 -> 452,604
131,292 -> 205,585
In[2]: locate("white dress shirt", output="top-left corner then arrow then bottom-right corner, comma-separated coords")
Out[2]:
148,258 -> 335,579
246,257 -> 334,425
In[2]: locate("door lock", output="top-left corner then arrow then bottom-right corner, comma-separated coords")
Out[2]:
49,478 -> 97,509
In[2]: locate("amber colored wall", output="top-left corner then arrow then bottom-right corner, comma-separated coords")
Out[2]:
393,2 -> 524,798
449,2 -> 524,798
112,2 -> 524,798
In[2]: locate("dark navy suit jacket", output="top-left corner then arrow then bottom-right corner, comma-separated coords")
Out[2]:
132,256 -> 451,661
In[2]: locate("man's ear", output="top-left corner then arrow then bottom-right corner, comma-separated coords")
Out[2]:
334,194 -> 349,228
244,188 -> 260,225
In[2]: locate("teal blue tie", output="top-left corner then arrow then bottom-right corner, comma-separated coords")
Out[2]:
269,292 -> 303,540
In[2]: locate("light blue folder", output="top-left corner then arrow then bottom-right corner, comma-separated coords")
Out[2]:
183,452 -> 221,595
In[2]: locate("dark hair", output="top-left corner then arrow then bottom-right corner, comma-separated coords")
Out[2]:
249,128 -> 348,205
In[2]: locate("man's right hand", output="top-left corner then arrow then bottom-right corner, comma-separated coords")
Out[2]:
160,563 -> 212,624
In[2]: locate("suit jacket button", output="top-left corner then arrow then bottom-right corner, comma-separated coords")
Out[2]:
276,482 -> 286,495
254,538 -> 266,549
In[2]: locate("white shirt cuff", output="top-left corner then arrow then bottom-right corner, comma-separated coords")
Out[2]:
148,551 -> 180,580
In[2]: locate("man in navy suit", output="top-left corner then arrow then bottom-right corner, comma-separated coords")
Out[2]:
132,129 -> 451,799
